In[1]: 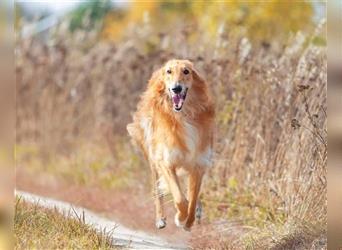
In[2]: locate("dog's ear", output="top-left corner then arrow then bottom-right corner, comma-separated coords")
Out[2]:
184,60 -> 205,85
148,67 -> 165,94
192,66 -> 206,86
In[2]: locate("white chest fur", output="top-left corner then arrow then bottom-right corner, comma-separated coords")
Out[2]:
183,121 -> 199,160
141,118 -> 212,168
183,121 -> 212,167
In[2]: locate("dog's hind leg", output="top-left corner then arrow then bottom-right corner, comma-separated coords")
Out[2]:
150,164 -> 166,229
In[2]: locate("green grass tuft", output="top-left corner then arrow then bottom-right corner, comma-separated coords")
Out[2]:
14,198 -> 117,250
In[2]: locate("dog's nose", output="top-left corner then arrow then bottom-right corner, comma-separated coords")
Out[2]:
171,85 -> 182,94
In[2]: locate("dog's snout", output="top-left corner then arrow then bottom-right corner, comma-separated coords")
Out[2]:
171,85 -> 182,94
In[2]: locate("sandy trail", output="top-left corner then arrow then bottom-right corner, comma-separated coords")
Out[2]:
16,190 -> 188,250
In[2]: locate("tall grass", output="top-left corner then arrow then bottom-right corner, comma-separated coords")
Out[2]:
16,18 -> 326,248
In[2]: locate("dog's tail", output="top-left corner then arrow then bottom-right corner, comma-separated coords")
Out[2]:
126,122 -> 136,139
127,122 -> 140,147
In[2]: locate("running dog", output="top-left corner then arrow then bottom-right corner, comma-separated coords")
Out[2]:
127,59 -> 215,231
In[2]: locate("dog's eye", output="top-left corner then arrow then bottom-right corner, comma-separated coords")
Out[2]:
166,69 -> 172,74
183,69 -> 189,75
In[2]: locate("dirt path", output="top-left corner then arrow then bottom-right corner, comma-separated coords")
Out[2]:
16,171 -> 231,248
16,190 -> 188,250
16,171 -> 194,245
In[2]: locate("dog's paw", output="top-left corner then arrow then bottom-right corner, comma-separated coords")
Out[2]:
155,218 -> 166,229
174,214 -> 187,227
183,225 -> 191,232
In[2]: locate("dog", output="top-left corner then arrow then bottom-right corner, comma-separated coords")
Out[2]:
127,59 -> 215,231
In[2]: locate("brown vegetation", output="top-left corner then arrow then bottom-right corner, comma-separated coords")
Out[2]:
16,14 -> 326,249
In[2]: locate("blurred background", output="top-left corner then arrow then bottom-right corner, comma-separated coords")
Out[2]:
12,0 -> 330,249
327,1 -> 342,249
0,0 -> 13,249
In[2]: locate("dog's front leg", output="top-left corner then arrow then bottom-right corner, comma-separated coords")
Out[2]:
160,166 -> 188,227
184,168 -> 204,231
150,164 -> 166,229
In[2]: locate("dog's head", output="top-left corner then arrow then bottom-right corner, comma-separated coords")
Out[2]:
149,59 -> 205,112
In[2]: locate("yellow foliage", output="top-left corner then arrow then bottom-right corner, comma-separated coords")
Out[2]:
101,0 -> 314,43
190,0 -> 313,42
102,1 -> 158,40
228,176 -> 238,190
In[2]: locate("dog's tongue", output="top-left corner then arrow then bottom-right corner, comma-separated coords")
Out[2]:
173,94 -> 182,105
172,94 -> 184,109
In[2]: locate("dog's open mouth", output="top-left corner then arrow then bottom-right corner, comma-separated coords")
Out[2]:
171,89 -> 187,112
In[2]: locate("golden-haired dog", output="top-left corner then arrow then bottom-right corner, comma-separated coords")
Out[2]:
127,59 -> 215,231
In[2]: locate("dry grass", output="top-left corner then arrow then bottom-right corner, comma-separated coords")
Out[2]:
16,16 -> 327,249
14,198 -> 116,249
15,139 -> 145,190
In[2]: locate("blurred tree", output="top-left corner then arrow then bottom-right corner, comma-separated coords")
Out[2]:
102,1 -> 157,40
102,0 -> 196,40
14,3 -> 22,30
101,0 -> 315,46
68,0 -> 112,32
190,0 -> 314,44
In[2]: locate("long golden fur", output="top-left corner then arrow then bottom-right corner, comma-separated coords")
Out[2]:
127,59 -> 215,231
